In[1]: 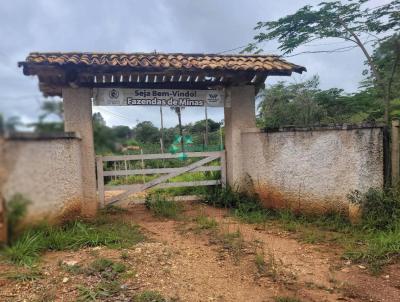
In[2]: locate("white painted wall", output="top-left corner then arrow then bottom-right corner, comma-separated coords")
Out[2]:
241,126 -> 384,213
2,135 -> 84,222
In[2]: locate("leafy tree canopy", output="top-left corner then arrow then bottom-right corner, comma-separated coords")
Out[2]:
245,0 -> 400,124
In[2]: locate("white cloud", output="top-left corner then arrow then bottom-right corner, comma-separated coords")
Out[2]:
0,0 -> 385,127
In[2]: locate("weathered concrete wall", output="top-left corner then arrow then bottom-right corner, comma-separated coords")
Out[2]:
1,133 -> 84,222
241,125 -> 384,213
63,88 -> 97,217
224,85 -> 256,185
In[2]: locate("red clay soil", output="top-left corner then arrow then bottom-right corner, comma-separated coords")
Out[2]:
0,203 -> 399,302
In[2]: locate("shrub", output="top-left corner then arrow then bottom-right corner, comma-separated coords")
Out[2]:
6,194 -> 31,242
203,186 -> 270,224
348,187 -> 400,230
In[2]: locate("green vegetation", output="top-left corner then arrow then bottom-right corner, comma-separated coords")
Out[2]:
62,257 -> 128,301
3,267 -> 43,281
220,230 -> 245,263
256,76 -> 383,128
1,215 -> 144,266
195,215 -> 218,230
6,193 -> 31,242
246,0 -> 399,125
206,185 -> 400,273
348,187 -> 400,230
133,291 -> 167,302
145,193 -> 183,219
274,297 -> 302,302
86,258 -> 126,277
254,252 -> 266,275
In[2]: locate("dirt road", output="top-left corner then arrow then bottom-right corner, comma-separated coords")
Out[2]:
1,203 -> 399,301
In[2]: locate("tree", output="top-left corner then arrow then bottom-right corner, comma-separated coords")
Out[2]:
191,119 -> 220,133
4,116 -> 22,133
33,100 -> 64,133
258,76 -> 326,127
257,75 -> 381,128
133,121 -> 160,144
0,114 -> 4,135
92,112 -> 115,154
39,100 -> 63,121
245,0 -> 400,125
363,34 -> 400,103
111,125 -> 132,140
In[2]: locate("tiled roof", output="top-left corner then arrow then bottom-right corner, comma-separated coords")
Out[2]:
21,52 -> 306,73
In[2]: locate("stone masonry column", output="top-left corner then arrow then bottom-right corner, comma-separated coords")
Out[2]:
62,88 -> 97,217
224,85 -> 256,187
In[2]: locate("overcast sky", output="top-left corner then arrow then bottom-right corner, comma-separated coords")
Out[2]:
0,0 -> 389,129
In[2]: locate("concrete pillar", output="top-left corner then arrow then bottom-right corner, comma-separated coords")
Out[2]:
392,119 -> 400,185
224,85 -> 256,187
62,88 -> 97,217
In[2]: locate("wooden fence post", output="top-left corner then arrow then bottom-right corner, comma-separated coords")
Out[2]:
221,150 -> 227,188
96,156 -> 105,208
392,119 -> 400,185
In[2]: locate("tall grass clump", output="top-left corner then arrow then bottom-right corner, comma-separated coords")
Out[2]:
203,186 -> 270,224
2,212 -> 144,266
145,192 -> 183,219
6,194 -> 31,242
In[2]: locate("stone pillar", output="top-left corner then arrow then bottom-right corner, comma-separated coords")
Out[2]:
62,88 -> 97,217
224,85 -> 256,187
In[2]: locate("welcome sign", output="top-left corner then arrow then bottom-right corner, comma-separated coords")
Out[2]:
93,88 -> 225,107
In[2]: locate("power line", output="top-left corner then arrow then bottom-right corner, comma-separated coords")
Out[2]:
282,45 -> 359,58
216,44 -> 248,54
95,107 -> 137,125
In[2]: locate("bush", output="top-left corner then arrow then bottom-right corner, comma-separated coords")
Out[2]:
348,187 -> 400,230
203,186 -> 259,208
6,194 -> 31,242
145,193 -> 183,219
203,186 -> 270,223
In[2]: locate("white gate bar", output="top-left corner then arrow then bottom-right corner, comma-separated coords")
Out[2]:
99,151 -> 223,162
103,165 -> 221,177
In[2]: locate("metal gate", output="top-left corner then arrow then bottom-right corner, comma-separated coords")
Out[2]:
96,151 -> 226,206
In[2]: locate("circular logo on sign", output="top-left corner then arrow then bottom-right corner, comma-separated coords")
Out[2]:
109,89 -> 119,99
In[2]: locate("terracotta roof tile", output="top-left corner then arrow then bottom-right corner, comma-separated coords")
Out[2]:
20,52 -> 306,74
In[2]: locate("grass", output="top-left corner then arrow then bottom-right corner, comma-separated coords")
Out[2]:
205,186 -> 400,273
274,297 -> 302,302
77,286 -> 99,301
1,214 -> 145,266
3,267 -> 43,281
255,252 -> 266,275
85,258 -> 126,279
195,215 -> 218,230
72,258 -> 127,301
220,230 -> 245,263
133,290 -> 167,302
145,193 -> 183,219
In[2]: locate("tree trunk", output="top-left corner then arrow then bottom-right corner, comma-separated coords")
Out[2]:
339,18 -> 390,125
